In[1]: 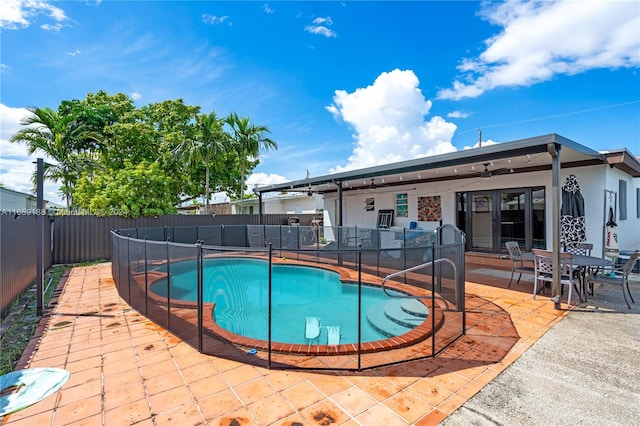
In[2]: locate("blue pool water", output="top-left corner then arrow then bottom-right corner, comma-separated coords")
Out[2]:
150,257 -> 407,344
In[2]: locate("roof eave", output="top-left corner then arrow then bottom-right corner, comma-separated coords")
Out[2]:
603,150 -> 640,177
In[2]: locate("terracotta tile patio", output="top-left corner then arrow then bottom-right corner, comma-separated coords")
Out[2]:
1,262 -> 569,425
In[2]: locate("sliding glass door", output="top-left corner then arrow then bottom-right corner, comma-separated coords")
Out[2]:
457,187 -> 545,253
471,193 -> 494,250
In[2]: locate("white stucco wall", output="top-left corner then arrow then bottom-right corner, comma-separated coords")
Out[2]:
261,195 -> 321,215
322,164 -> 640,254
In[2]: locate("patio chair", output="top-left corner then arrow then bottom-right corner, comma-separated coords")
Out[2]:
532,249 -> 580,306
564,241 -> 595,282
586,250 -> 640,309
505,241 -> 534,288
564,241 -> 593,256
304,316 -> 321,343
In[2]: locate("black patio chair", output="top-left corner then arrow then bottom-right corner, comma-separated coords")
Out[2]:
563,241 -> 593,256
586,250 -> 640,309
505,241 -> 535,288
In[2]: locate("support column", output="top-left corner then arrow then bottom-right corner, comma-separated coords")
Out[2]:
336,182 -> 343,227
548,143 -> 562,310
36,158 -> 44,316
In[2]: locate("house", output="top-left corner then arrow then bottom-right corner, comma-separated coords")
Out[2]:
254,134 -> 640,257
231,192 -> 322,217
0,187 -> 46,212
177,202 -> 231,215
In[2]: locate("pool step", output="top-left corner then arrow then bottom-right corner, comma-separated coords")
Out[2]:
366,299 -> 429,338
400,299 -> 429,318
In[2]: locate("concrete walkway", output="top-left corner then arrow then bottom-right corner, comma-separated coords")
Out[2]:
441,275 -> 640,426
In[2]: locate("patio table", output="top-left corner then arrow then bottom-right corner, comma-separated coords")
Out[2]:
523,253 -> 613,302
571,255 -> 614,301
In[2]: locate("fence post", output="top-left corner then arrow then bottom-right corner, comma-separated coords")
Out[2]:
197,241 -> 203,352
144,237 -> 148,316
126,235 -> 131,304
357,244 -> 362,371
166,238 -> 171,329
268,243 -> 272,369
36,158 -> 44,316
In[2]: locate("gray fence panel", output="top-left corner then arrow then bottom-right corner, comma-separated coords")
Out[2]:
1,215 -> 52,318
52,214 -> 315,264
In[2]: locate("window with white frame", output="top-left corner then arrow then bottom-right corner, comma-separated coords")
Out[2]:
395,193 -> 408,217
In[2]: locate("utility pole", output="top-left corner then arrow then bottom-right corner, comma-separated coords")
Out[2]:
478,129 -> 482,147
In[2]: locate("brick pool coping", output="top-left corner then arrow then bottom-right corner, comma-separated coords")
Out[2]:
128,256 -> 446,356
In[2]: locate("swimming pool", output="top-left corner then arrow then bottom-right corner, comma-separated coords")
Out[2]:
150,257 -> 426,345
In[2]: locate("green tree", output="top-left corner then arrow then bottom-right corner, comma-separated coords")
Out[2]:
224,113 -> 277,211
9,106 -> 101,207
73,97 -> 201,215
177,111 -> 228,213
74,160 -> 178,217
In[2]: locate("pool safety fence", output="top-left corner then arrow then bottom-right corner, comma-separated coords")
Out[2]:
111,224 -> 466,371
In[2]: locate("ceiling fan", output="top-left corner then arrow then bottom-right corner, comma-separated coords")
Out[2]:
474,163 -> 512,178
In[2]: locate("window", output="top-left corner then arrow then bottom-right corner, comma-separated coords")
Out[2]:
395,193 -> 408,217
637,188 -> 640,218
619,180 -> 627,220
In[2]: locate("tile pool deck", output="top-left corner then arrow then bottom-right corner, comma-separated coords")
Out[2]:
2,263 -> 569,425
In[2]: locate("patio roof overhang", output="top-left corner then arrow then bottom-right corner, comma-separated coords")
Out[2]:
253,133 -> 607,196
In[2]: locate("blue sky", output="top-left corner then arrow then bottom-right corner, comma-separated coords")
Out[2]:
1,0 -> 639,205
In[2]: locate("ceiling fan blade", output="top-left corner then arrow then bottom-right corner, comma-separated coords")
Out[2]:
492,167 -> 512,175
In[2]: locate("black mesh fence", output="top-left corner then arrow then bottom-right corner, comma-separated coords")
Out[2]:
111,224 -> 466,370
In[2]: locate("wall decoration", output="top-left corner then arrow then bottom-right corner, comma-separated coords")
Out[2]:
418,195 -> 441,221
377,209 -> 394,228
365,198 -> 375,211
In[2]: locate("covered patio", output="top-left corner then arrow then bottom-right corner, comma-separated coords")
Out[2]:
254,133 -> 640,310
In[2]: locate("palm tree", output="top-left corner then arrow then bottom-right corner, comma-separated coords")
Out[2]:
224,113 -> 277,212
10,107 -> 101,208
181,111 -> 227,213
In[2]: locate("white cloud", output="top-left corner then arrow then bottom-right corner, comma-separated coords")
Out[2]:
202,14 -> 230,25
312,17 -> 333,26
0,104 -> 31,144
131,91 -> 142,101
40,22 -> 63,31
263,4 -> 274,15
247,172 -> 288,192
305,16 -> 336,38
462,139 -> 499,150
66,49 -> 81,56
0,104 -> 63,203
438,0 -> 640,100
447,110 -> 470,119
0,0 -> 68,30
326,69 -> 457,173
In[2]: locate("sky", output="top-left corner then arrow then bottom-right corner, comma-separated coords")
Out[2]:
1,0 -> 639,205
